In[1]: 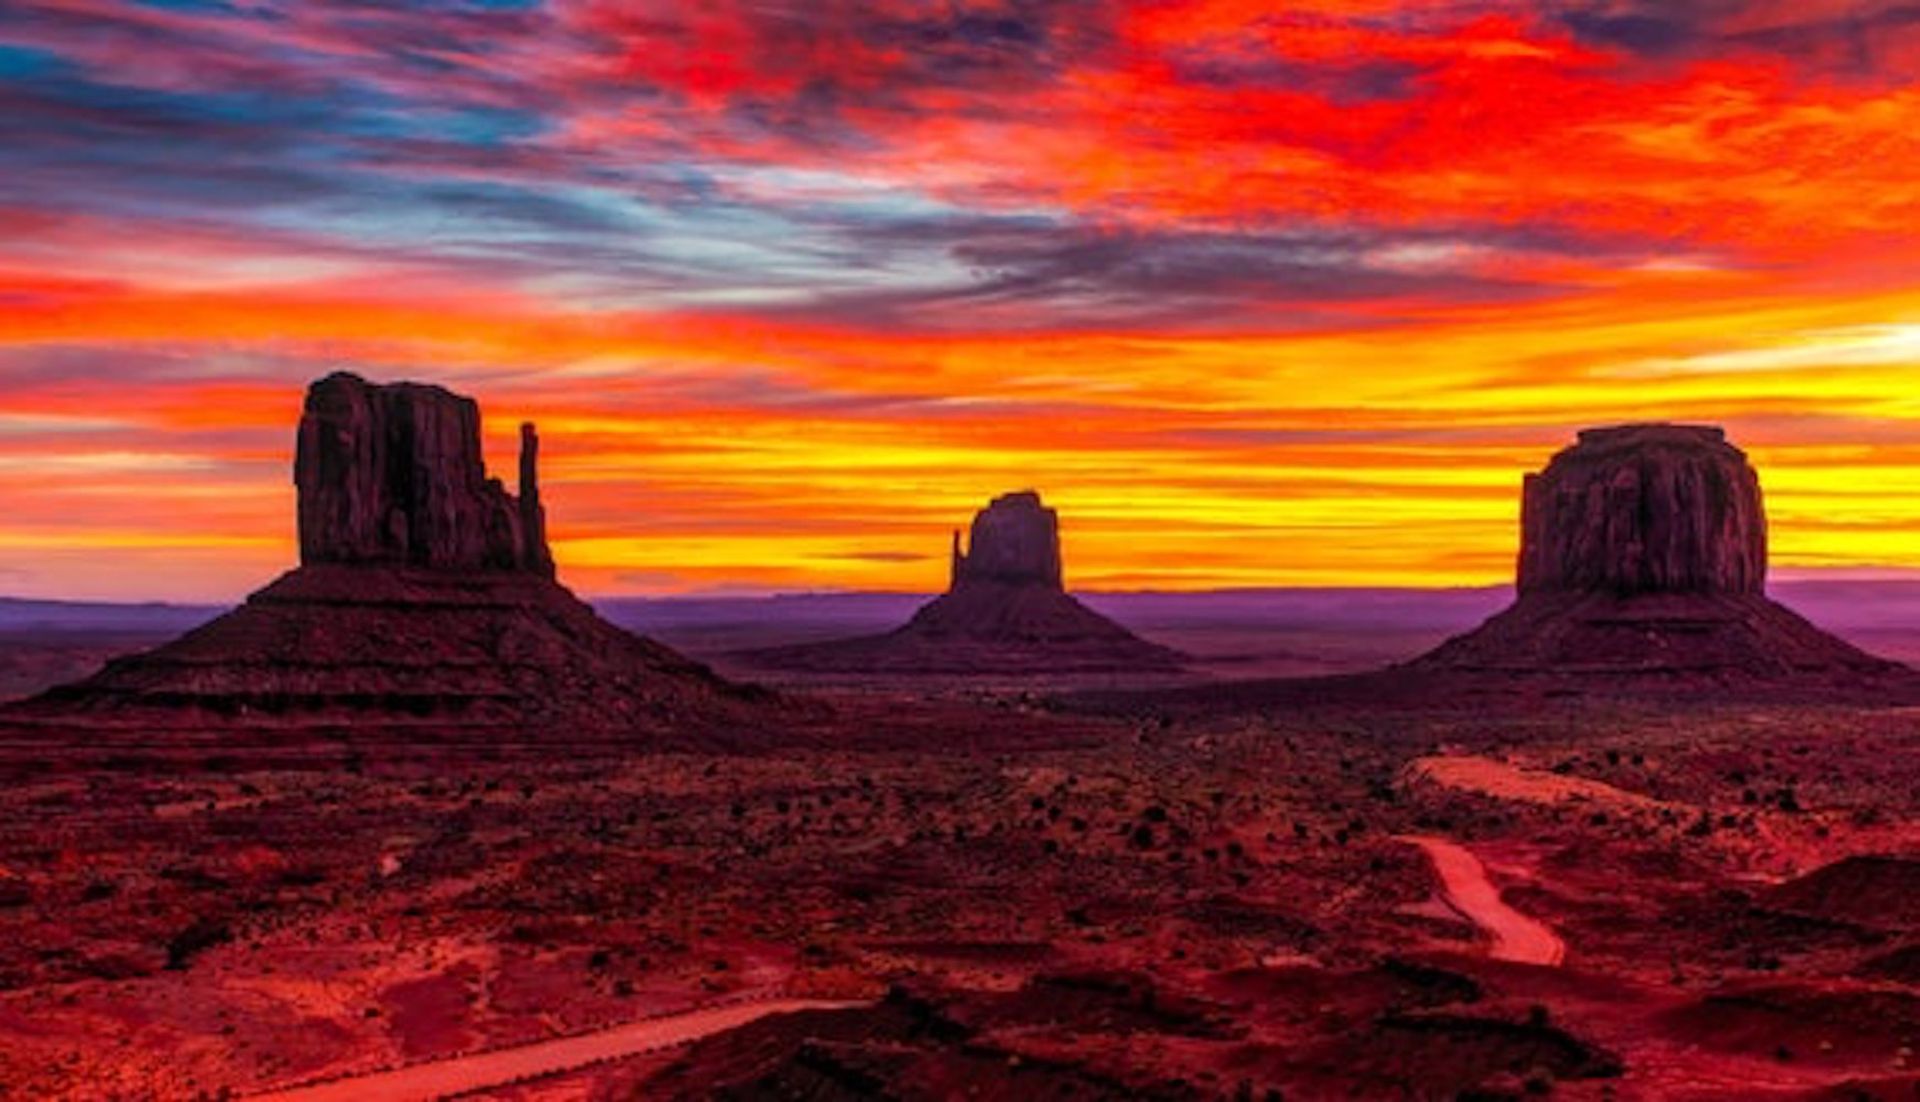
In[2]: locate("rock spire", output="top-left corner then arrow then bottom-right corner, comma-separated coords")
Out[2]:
294,372 -> 552,575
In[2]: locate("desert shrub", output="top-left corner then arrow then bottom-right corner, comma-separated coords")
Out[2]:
165,918 -> 233,970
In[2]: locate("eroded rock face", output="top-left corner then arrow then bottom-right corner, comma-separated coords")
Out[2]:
11,372 -> 771,740
951,490 -> 1064,591
742,489 -> 1185,672
517,421 -> 554,577
1517,424 -> 1766,596
295,372 -> 552,575
1409,422 -> 1905,686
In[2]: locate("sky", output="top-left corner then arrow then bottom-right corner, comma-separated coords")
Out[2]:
5,0 -> 1920,601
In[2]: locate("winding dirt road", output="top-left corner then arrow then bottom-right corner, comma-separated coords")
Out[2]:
1403,835 -> 1566,966
248,997 -> 867,1102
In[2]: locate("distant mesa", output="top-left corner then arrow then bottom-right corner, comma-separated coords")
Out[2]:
1414,423 -> 1903,683
7,372 -> 771,747
949,490 -> 1062,591
742,490 -> 1186,675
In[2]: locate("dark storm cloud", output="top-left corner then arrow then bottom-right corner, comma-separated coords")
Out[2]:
1542,1 -> 1920,75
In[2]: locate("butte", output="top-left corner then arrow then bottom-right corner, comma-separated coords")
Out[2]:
1412,424 -> 1904,686
742,490 -> 1185,675
4,373 -> 772,750
1066,424 -> 1912,718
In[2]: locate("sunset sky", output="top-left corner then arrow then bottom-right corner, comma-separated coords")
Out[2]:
6,1 -> 1920,601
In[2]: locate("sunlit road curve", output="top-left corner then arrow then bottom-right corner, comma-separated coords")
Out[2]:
247,997 -> 869,1102
1402,835 -> 1567,967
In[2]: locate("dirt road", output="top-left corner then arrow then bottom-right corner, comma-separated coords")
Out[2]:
248,997 -> 867,1102
1403,835 -> 1567,966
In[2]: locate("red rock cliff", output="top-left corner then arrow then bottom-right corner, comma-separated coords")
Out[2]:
950,490 -> 1064,591
295,372 -> 553,575
1516,424 -> 1766,596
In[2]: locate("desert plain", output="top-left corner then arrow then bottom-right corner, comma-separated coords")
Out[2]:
2,587 -> 1917,1101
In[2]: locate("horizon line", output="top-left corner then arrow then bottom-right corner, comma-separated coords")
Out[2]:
12,567 -> 1920,609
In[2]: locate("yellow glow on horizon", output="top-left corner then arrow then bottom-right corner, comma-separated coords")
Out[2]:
6,266 -> 1920,601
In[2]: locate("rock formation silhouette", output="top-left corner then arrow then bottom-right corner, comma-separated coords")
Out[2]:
295,373 -> 554,575
1065,423 -> 1915,723
949,490 -> 1063,590
743,490 -> 1184,675
1517,425 -> 1766,596
1414,423 -> 1900,682
8,373 -> 768,746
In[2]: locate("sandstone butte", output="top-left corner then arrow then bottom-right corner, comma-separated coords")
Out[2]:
743,490 -> 1186,675
6,373 -> 775,748
1415,423 -> 1900,682
296,373 -> 554,577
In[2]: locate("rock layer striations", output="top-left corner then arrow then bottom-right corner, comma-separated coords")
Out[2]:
744,490 -> 1184,675
296,372 -> 553,575
1517,425 -> 1765,597
8,373 -> 768,746
1416,423 -> 1899,684
950,491 -> 1063,591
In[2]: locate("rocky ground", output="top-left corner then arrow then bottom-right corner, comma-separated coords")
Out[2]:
0,678 -> 1914,1100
